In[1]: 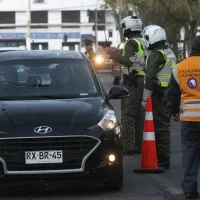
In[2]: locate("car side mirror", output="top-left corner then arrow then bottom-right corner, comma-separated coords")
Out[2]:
107,85 -> 129,100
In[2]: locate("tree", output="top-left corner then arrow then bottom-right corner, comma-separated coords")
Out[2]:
183,0 -> 200,53
128,0 -> 185,59
104,0 -> 132,43
129,0 -> 200,56
105,0 -> 200,58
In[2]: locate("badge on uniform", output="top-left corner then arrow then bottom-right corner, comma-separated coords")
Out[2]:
187,78 -> 198,89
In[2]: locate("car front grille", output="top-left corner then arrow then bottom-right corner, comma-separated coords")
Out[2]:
0,136 -> 99,171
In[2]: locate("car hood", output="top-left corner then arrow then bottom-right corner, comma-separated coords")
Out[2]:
0,97 -> 110,138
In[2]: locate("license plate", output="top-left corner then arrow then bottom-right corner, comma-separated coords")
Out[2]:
25,150 -> 63,164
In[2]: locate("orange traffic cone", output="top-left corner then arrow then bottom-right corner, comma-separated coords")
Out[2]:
133,97 -> 165,173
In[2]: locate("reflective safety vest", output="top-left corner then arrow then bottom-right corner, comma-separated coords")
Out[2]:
146,48 -> 176,87
121,38 -> 148,76
172,57 -> 200,121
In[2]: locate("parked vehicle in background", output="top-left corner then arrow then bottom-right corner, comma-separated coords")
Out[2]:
111,49 -> 121,79
94,46 -> 112,71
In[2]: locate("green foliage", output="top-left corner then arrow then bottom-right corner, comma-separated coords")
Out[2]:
104,0 -> 132,42
105,0 -> 200,59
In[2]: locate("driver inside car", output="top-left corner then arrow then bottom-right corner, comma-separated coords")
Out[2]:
49,64 -> 78,94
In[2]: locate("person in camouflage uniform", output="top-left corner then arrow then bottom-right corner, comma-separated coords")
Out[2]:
105,16 -> 148,155
140,25 -> 177,169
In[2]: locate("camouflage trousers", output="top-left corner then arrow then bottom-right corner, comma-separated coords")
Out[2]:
152,89 -> 171,159
121,75 -> 145,153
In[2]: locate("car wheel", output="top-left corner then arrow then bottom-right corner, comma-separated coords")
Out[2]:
104,166 -> 123,191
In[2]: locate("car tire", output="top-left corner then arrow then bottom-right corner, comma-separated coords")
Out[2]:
104,166 -> 123,191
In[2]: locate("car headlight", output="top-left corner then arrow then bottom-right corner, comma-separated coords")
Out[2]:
98,110 -> 117,131
95,56 -> 103,63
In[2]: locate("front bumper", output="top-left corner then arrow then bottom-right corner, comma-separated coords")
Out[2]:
0,164 -> 121,185
0,130 -> 122,183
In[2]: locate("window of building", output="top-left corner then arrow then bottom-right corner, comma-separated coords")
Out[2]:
0,12 -> 15,24
88,10 -> 105,23
0,40 -> 25,47
92,25 -> 105,31
62,42 -> 79,51
33,0 -> 45,3
31,42 -> 48,50
62,11 -> 80,23
88,10 -> 105,31
31,11 -> 48,23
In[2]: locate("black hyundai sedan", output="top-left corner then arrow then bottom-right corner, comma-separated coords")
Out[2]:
0,50 -> 129,190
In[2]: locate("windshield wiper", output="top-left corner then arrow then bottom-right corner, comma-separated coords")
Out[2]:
34,95 -> 81,99
12,95 -> 81,100
0,97 -> 14,100
0,81 -> 24,86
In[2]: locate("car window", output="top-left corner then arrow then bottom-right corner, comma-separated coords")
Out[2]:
0,58 -> 101,99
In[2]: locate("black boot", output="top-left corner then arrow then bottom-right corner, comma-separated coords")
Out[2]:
134,148 -> 141,154
185,191 -> 199,199
158,157 -> 170,169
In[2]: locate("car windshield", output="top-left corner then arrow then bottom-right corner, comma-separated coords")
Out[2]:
0,58 -> 101,100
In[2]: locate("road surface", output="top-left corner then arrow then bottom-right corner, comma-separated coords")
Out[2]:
0,72 -> 190,200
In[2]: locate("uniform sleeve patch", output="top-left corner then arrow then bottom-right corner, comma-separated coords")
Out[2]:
187,78 -> 198,89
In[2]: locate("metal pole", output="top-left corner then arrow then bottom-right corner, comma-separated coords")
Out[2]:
119,0 -> 123,43
26,0 -> 31,50
95,8 -> 98,48
79,0 -> 82,51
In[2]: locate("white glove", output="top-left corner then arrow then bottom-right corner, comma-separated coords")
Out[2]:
142,89 -> 153,102
141,100 -> 146,109
129,53 -> 145,66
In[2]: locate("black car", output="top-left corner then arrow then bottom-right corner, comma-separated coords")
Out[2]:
0,50 -> 129,190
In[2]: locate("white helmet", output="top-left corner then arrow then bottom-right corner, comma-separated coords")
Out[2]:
143,25 -> 167,46
142,25 -> 157,34
120,16 -> 143,37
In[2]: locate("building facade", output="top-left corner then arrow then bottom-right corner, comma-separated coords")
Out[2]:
0,0 -> 128,51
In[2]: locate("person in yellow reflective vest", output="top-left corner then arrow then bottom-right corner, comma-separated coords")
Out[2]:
138,25 -> 176,169
167,35 -> 200,199
105,16 -> 148,155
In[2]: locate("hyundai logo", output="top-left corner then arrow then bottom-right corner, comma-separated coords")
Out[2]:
34,126 -> 52,134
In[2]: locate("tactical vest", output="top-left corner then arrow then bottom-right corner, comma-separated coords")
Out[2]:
121,38 -> 148,76
172,56 -> 200,121
146,48 -> 176,87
